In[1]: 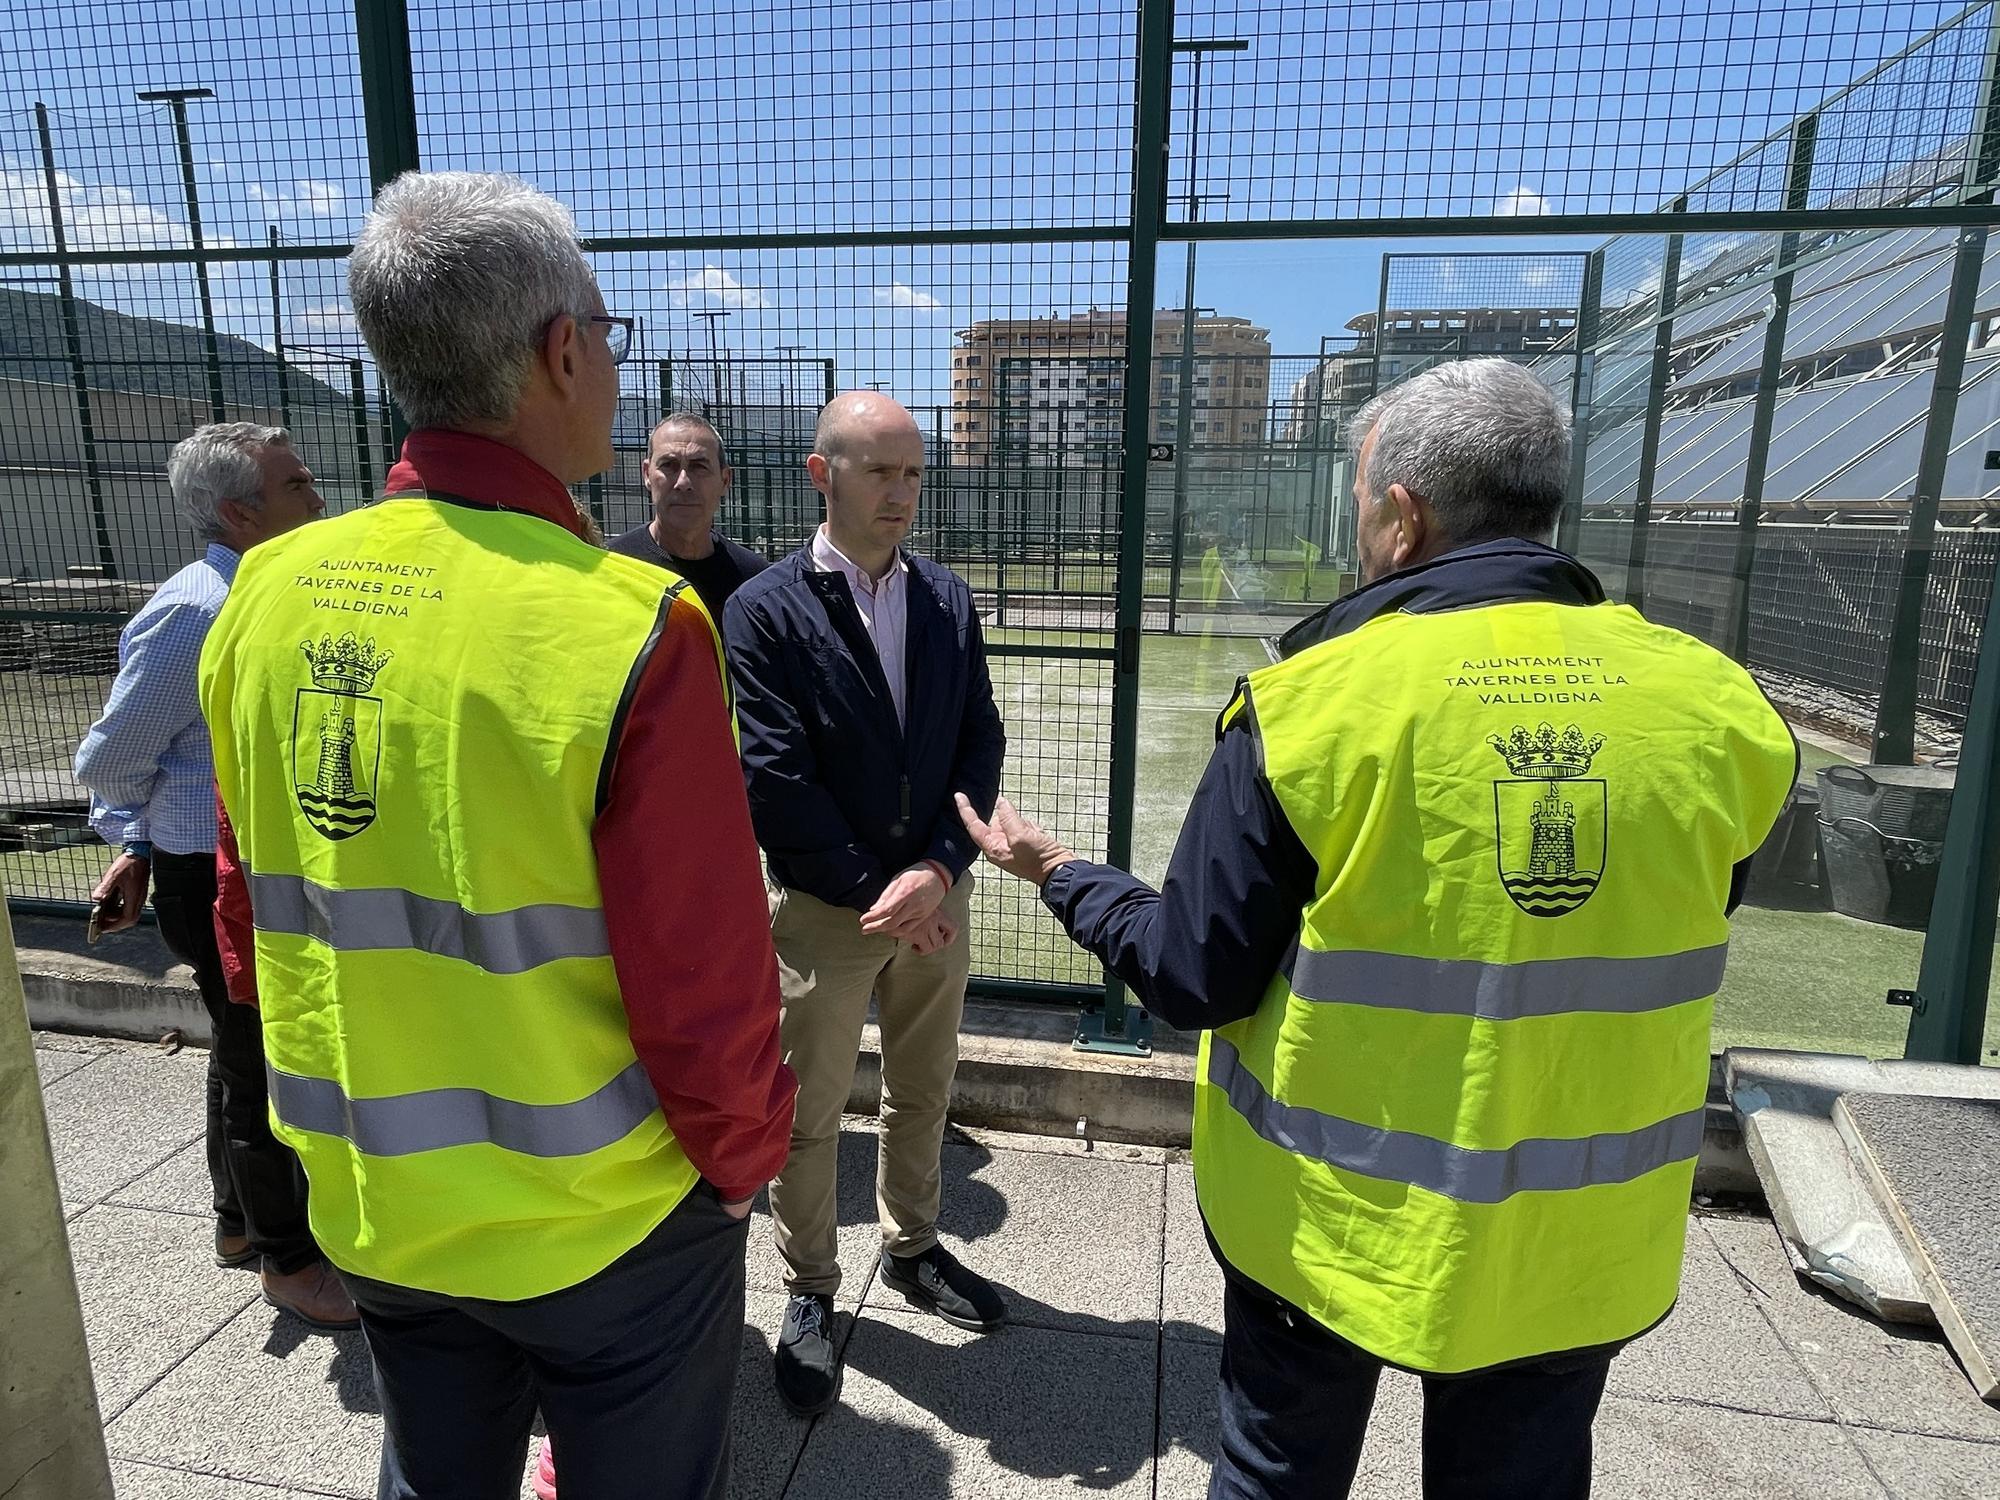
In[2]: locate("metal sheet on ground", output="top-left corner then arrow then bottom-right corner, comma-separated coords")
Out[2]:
1835,1093 -> 2000,1405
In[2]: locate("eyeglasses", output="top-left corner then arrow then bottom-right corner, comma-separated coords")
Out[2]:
589,315 -> 636,365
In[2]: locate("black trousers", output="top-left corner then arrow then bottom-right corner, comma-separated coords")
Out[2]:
338,1185 -> 750,1500
1209,1280 -> 1613,1500
149,848 -> 318,1273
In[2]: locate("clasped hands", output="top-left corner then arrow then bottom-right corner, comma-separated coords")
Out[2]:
859,864 -> 957,953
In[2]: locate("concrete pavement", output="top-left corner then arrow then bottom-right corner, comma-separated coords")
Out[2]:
34,1032 -> 2000,1499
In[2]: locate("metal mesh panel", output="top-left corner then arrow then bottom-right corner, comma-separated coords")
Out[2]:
407,0 -> 1136,237
1166,0 -> 1981,224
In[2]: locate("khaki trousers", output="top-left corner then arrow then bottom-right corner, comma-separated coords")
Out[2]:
767,875 -> 974,1296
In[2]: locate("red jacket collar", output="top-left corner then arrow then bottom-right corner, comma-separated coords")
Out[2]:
383,429 -> 589,539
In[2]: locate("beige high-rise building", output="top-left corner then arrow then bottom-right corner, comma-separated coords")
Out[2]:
948,309 -> 1271,464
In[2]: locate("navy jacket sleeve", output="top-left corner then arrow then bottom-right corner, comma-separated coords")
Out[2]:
924,594 -> 1005,880
723,590 -> 891,910
1040,716 -> 1318,1031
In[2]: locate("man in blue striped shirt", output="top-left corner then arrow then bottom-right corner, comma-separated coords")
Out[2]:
74,421 -> 355,1330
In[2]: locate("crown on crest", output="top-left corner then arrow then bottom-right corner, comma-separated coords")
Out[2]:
1487,722 -> 1604,779
300,632 -> 392,694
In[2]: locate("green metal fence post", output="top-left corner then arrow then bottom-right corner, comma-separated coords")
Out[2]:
1624,199 -> 1688,614
1872,228 -> 1990,763
1557,249 -> 1605,555
1727,114 -> 1819,664
1874,11 -> 2000,763
135,88 -> 226,423
353,0 -> 421,453
34,102 -> 115,578
349,360 -> 374,498
1075,0 -> 1174,1058
268,226 -> 291,429
1904,549 -> 2000,1061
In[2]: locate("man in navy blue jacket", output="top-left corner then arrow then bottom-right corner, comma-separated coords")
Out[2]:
722,391 -> 1006,1417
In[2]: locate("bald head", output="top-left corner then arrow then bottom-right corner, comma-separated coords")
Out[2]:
813,390 -> 922,461
808,390 -> 925,574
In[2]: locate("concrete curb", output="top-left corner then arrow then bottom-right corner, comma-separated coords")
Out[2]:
15,912 -> 1756,1188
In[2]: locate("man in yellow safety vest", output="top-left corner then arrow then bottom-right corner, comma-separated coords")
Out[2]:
202,171 -> 795,1499
961,357 -> 1795,1500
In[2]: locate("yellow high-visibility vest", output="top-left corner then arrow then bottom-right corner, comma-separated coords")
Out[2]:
201,496 -> 721,1300
1195,598 -> 1794,1373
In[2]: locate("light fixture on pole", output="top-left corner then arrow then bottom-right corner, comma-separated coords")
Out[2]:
1164,37 -> 1248,634
136,86 -> 223,421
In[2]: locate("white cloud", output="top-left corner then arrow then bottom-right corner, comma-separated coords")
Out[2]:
1521,261 -> 1558,289
0,167 -> 215,257
294,305 -> 359,336
873,282 -> 942,312
248,178 -> 346,218
1493,187 -> 1551,218
664,265 -> 770,309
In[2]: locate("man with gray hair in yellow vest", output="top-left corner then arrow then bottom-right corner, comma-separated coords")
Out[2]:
961,357 -> 1796,1499
200,171 -> 795,1499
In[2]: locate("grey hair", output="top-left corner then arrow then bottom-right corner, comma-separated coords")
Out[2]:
348,171 -> 600,430
167,422 -> 291,541
1352,358 -> 1571,544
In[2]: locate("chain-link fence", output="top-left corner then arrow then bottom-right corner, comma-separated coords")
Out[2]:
7,0 -> 2000,1036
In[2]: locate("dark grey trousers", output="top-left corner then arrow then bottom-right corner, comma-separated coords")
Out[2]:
338,1184 -> 750,1500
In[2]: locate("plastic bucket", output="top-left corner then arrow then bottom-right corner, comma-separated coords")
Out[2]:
1814,764 -> 1953,929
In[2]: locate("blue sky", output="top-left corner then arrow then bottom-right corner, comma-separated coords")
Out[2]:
0,0 -> 1982,411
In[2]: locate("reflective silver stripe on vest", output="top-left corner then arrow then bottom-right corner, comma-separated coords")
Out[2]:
248,871 -> 608,974
1206,1037 -> 1703,1205
268,1060 -> 658,1158
1285,944 -> 1728,1021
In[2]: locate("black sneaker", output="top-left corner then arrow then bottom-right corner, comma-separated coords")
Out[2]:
879,1244 -> 1007,1332
774,1293 -> 842,1417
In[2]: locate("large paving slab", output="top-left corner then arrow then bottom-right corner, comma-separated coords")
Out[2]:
1609,1218 -> 1830,1419
797,1306 -> 1156,1497
69,1203 -> 261,1418
860,1134 -> 1165,1340
1837,1093 -> 2000,1403
111,1459 -> 325,1498
108,1139 -> 215,1220
105,1299 -> 381,1497
1704,1213 -> 2000,1445
1162,1163 -> 1223,1344
1724,1048 -> 2000,1323
35,1036 -> 108,1089
42,1046 -> 208,1206
1593,1399 -> 1889,1498
1725,1049 -> 1926,1320
1845,1430 -> 2000,1500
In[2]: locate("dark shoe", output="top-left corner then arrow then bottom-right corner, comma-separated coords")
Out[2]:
774,1293 -> 841,1417
261,1261 -> 361,1331
879,1244 -> 1006,1332
215,1231 -> 258,1270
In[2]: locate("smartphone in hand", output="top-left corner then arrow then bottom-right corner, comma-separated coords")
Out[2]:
86,885 -> 125,945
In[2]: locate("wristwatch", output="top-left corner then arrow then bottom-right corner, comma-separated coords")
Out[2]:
123,840 -> 153,861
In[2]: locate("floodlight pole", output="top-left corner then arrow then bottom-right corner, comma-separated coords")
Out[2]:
694,309 -> 731,433
1164,37 -> 1247,635
136,88 -> 225,422
268,225 -> 291,429
34,102 -> 116,577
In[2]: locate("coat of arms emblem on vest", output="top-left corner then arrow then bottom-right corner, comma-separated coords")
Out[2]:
1488,722 -> 1607,917
292,632 -> 392,840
